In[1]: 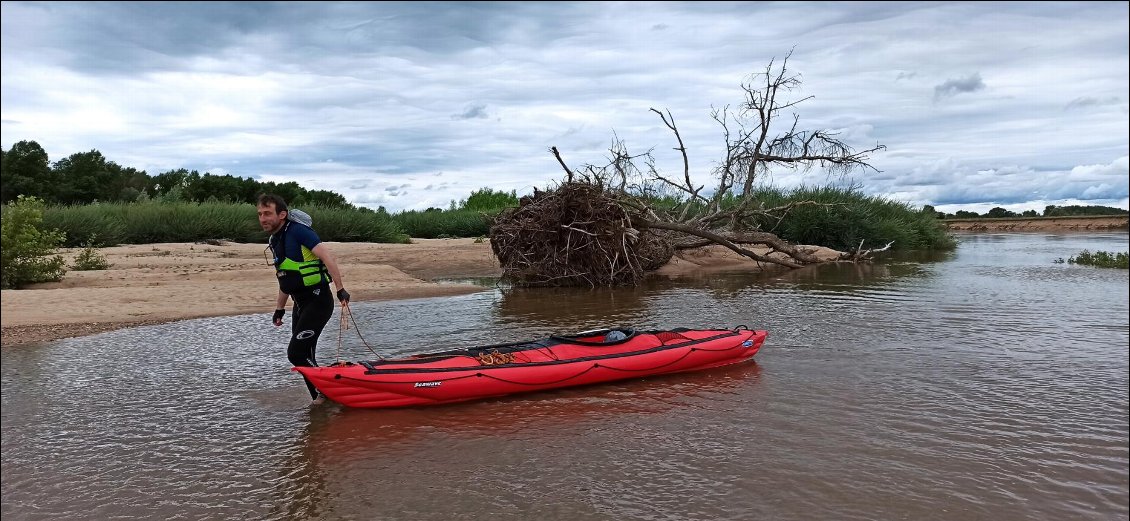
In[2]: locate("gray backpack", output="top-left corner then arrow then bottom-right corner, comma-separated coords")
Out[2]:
288,208 -> 313,227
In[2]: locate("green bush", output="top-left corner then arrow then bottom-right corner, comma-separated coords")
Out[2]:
301,205 -> 409,243
636,184 -> 956,252
1057,250 -> 1129,269
458,188 -> 519,212
1,195 -> 67,288
747,185 -> 957,252
392,208 -> 495,239
41,204 -> 128,246
71,238 -> 111,271
40,201 -> 409,245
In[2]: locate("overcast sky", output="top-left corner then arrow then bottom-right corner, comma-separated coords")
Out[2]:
2,1 -> 1127,214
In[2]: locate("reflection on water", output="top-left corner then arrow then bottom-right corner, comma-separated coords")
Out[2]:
2,232 -> 1127,521
281,361 -> 767,519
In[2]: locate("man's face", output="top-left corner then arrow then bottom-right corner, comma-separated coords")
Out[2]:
257,203 -> 287,233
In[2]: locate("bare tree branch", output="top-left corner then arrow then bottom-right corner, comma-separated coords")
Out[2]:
494,51 -> 890,287
550,146 -> 573,182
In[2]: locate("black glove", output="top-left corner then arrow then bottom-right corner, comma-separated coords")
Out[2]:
336,288 -> 351,304
272,309 -> 285,323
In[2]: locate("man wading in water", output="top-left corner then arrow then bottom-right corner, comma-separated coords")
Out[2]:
257,193 -> 350,404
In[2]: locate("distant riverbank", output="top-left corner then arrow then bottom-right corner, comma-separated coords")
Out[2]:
943,215 -> 1128,232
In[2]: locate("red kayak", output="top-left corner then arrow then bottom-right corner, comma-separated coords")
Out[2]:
294,326 -> 767,408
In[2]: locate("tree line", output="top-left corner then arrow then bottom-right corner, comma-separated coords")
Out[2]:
923,204 -> 1128,219
0,140 -> 349,207
9,138 -> 1121,222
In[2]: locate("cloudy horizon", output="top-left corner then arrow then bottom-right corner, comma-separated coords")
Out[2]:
2,1 -> 1127,214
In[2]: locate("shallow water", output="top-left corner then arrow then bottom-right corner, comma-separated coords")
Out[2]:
2,232 -> 1127,520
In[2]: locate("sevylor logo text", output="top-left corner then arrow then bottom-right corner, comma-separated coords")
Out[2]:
414,381 -> 442,388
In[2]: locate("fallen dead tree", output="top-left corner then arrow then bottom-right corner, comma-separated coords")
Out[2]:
491,52 -> 890,287
490,180 -> 889,287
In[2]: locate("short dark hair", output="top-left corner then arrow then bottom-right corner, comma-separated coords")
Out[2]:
257,193 -> 288,213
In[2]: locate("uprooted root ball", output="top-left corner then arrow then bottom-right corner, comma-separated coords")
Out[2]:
489,182 -> 672,287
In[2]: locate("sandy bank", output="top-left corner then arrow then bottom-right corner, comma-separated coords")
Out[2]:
1,237 -> 849,346
943,215 -> 1128,232
6,215 -> 1121,347
0,239 -> 501,346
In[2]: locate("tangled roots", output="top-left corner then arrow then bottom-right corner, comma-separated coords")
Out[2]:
490,182 -> 672,287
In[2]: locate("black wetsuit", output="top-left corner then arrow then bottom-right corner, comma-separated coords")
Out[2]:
287,286 -> 333,399
269,220 -> 334,400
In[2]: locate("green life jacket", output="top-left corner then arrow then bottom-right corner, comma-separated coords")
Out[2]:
272,223 -> 331,294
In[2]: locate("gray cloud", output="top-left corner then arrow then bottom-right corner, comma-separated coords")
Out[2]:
1065,96 -> 1123,110
1,2 -> 1127,213
453,104 -> 490,120
933,73 -> 985,100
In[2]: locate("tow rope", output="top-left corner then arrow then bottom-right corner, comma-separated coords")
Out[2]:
334,302 -> 386,363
